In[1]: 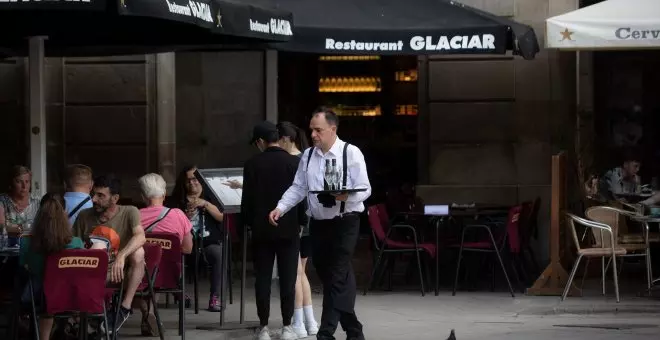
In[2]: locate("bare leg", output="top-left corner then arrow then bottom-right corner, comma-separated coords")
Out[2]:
39,317 -> 53,340
122,247 -> 145,309
300,256 -> 318,334
301,258 -> 313,307
295,257 -> 304,309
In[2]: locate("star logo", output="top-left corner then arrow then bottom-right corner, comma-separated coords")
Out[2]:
216,12 -> 222,28
559,28 -> 574,41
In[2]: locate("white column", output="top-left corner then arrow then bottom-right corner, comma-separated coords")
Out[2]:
29,36 -> 47,198
155,52 -> 177,192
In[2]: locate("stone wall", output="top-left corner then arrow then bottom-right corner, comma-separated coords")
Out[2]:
0,56 -> 154,200
417,0 -> 579,263
45,55 -> 154,199
175,51 -> 265,170
0,59 -> 27,185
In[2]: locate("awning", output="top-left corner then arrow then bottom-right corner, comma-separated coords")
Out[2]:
0,0 -> 294,201
244,0 -> 539,59
546,0 -> 660,50
0,0 -> 294,56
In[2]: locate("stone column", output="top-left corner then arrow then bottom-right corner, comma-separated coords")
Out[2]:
155,53 -> 177,191
265,50 -> 278,123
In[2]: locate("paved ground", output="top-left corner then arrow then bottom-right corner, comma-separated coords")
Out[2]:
117,280 -> 660,340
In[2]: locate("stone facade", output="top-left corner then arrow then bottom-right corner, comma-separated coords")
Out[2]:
416,0 -> 578,263
0,55 -> 154,200
0,0 -> 580,265
175,51 -> 265,171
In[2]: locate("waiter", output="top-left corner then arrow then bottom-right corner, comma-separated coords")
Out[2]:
242,121 -> 305,340
269,108 -> 371,340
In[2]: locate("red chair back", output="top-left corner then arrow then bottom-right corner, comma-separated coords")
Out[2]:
43,249 -> 109,315
505,205 -> 523,254
225,213 -> 238,241
518,201 -> 534,245
145,232 -> 181,290
367,204 -> 388,242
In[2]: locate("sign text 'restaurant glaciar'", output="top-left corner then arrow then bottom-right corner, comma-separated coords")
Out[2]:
166,0 -> 213,23
249,18 -> 293,36
325,35 -> 496,52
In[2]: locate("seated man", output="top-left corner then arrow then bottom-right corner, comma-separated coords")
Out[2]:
64,164 -> 94,225
599,152 -> 641,201
137,173 -> 193,336
73,174 -> 146,332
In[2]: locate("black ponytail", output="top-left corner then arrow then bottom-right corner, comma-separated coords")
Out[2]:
277,121 -> 309,151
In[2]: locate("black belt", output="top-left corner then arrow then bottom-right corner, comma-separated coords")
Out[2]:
311,212 -> 359,221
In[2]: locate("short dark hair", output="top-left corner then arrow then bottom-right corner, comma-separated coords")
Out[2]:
93,174 -> 121,196
262,131 -> 280,144
312,106 -> 339,127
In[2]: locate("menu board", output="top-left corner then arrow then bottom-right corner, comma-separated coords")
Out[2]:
196,168 -> 243,214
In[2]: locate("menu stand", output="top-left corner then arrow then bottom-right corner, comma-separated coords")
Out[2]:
194,168 -> 260,332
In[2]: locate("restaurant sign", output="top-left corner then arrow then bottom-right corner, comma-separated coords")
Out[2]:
324,34 -> 497,53
165,0 -> 213,23
249,18 -> 293,37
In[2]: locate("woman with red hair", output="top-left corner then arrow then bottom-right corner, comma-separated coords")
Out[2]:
19,192 -> 84,340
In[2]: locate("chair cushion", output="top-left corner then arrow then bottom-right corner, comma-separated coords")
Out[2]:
385,239 -> 436,257
578,247 -> 626,256
448,241 -> 493,249
620,243 -> 648,252
619,233 -> 660,244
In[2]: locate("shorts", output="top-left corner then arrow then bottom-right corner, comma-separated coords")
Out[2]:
300,235 -> 312,259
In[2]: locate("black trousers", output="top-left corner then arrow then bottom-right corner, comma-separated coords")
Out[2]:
252,236 -> 300,327
310,214 -> 364,340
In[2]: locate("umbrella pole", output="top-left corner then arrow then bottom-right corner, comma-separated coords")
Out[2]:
28,36 -> 47,198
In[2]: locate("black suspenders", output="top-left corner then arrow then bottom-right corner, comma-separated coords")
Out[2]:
305,143 -> 350,214
340,143 -> 348,214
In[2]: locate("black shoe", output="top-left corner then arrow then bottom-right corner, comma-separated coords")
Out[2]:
108,307 -> 132,334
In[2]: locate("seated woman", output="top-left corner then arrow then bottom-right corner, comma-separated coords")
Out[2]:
19,192 -> 85,340
0,165 -> 40,235
137,173 -> 193,336
169,165 -> 225,312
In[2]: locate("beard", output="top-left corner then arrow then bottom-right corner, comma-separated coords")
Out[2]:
94,203 -> 109,213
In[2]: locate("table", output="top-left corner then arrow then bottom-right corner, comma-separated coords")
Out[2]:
397,206 -> 511,296
629,215 -> 660,293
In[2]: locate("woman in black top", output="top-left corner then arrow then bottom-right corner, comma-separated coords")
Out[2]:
169,165 -> 225,312
277,121 -> 319,336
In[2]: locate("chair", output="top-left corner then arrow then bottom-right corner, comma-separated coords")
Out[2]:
145,232 -> 186,340
519,198 -> 541,278
450,205 -> 521,297
563,213 -> 626,302
188,213 -> 233,314
363,204 -> 436,296
608,201 -> 660,243
585,206 -> 652,294
41,249 -> 111,340
110,243 -> 164,340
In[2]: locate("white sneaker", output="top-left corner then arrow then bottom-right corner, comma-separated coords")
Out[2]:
292,324 -> 308,338
256,326 -> 271,340
306,322 -> 319,336
281,325 -> 298,340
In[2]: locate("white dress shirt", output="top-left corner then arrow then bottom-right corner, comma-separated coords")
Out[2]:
276,137 -> 372,220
